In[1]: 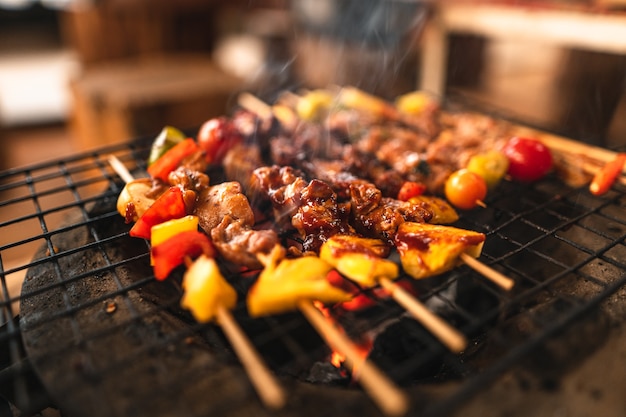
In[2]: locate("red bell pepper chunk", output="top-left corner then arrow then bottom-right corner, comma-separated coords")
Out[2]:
129,186 -> 187,239
147,138 -> 199,181
397,181 -> 426,201
152,230 -> 215,280
589,153 -> 626,196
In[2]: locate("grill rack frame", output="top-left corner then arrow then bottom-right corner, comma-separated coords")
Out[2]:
1,137 -> 625,417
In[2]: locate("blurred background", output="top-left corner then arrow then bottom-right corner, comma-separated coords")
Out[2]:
1,0 -> 626,173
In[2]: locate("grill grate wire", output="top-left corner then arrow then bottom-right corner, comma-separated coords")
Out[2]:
1,138 -> 625,417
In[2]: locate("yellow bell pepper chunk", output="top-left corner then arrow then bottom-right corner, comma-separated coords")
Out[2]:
320,235 -> 398,288
337,86 -> 397,119
395,91 -> 435,116
181,255 -> 237,323
395,223 -> 485,280
296,89 -> 334,121
150,215 -> 199,265
248,245 -> 352,317
151,215 -> 199,247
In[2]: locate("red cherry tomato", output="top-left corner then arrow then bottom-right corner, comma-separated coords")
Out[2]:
502,137 -> 553,182
444,169 -> 487,210
197,117 -> 243,164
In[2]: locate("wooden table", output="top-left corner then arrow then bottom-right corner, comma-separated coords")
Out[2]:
419,2 -> 626,96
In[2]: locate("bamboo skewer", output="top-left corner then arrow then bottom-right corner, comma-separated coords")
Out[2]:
298,300 -> 409,417
216,305 -> 286,410
460,253 -> 515,290
378,278 -> 467,353
108,155 -> 286,410
237,91 -> 518,350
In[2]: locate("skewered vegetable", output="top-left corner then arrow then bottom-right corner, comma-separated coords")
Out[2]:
502,137 -> 553,182
197,116 -> 243,164
181,254 -> 237,322
116,178 -> 156,222
395,222 -> 485,279
395,91 -> 435,116
466,150 -> 509,189
407,195 -> 459,224
151,215 -> 199,248
320,235 -> 398,288
589,153 -> 626,196
444,169 -> 487,210
129,187 -> 189,239
147,138 -> 200,181
147,126 -> 186,166
247,245 -> 352,317
152,230 -> 214,280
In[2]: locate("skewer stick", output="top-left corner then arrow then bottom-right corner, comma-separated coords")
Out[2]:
378,278 -> 467,353
216,305 -> 286,409
107,155 -> 286,410
238,92 -> 274,120
298,300 -> 409,417
107,155 -> 135,184
460,253 -> 515,291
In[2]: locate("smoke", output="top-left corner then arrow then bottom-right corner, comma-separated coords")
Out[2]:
247,0 -> 430,100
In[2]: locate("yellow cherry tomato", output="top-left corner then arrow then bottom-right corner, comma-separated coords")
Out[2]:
466,151 -> 509,189
445,169 -> 488,210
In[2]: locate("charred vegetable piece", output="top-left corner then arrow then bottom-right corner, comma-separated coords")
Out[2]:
147,126 -> 186,166
116,178 -> 156,222
129,186 -> 188,239
181,254 -> 237,322
589,153 -> 626,196
248,245 -> 352,317
151,230 -> 215,280
394,222 -> 485,279
147,138 -> 200,181
319,235 -> 398,288
407,195 -> 459,224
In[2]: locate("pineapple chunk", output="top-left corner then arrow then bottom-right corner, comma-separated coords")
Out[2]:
395,223 -> 485,279
320,235 -> 398,288
248,245 -> 352,317
181,255 -> 237,323
408,195 -> 459,224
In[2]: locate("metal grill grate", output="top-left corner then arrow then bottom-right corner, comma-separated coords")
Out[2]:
1,138 -> 626,417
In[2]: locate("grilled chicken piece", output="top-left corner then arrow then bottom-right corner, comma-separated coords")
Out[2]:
211,215 -> 278,269
196,181 -> 278,269
349,181 -> 432,245
319,234 -> 398,288
196,181 -> 255,230
395,222 -> 485,279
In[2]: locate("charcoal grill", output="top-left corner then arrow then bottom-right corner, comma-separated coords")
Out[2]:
1,133 -> 626,417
